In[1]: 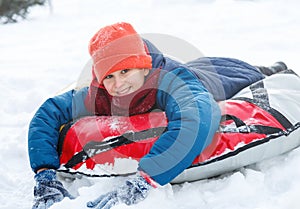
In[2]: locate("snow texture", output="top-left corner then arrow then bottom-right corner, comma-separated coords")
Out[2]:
1,0 -> 300,208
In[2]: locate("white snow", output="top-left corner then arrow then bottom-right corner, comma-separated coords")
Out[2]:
1,0 -> 300,208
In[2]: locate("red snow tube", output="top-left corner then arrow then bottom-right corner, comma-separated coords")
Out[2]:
58,99 -> 294,176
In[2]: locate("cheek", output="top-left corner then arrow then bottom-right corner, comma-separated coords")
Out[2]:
129,76 -> 145,89
136,79 -> 145,89
103,81 -> 114,93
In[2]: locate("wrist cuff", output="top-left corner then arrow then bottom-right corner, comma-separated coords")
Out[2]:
35,169 -> 56,182
139,171 -> 158,188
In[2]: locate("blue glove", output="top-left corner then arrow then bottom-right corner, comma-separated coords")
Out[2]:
87,175 -> 152,209
32,169 -> 73,209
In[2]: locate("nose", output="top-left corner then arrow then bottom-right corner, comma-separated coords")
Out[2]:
113,76 -> 124,89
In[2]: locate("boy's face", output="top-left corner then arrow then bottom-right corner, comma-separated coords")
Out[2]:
102,68 -> 150,96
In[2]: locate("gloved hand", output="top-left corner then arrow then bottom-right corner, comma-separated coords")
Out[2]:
87,175 -> 154,209
32,169 -> 73,209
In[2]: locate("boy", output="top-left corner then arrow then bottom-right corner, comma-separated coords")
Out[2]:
29,22 -> 284,209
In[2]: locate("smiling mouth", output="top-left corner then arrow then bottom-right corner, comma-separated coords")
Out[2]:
116,87 -> 132,96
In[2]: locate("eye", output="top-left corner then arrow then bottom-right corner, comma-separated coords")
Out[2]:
120,69 -> 130,74
104,74 -> 113,79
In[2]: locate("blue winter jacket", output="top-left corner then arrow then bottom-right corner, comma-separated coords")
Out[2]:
28,40 -> 263,185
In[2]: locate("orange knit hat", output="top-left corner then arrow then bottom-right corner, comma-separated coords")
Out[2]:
88,22 -> 153,83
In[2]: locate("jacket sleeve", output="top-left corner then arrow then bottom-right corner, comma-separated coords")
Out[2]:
138,68 -> 221,185
28,87 -> 90,172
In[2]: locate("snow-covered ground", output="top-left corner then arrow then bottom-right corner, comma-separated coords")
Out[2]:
1,0 -> 300,208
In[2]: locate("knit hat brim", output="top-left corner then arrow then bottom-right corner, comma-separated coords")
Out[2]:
93,54 -> 152,83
